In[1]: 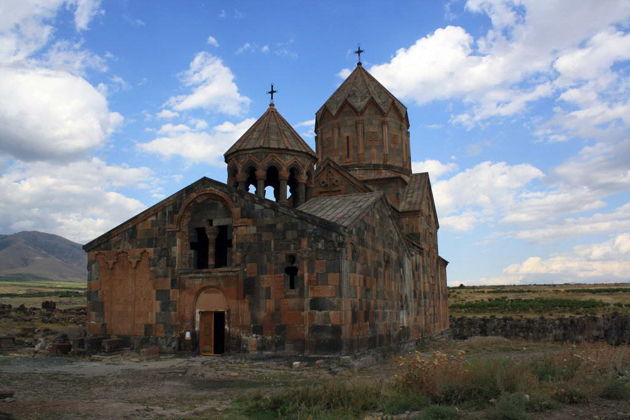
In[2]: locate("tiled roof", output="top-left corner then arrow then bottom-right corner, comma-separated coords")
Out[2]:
297,192 -> 383,227
399,173 -> 427,212
316,64 -> 407,120
224,104 -> 316,158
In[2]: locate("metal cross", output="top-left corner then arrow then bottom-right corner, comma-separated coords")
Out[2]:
267,83 -> 277,103
354,45 -> 364,64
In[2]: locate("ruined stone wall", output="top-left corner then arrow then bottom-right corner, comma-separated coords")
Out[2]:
85,178 -> 345,354
450,315 -> 630,345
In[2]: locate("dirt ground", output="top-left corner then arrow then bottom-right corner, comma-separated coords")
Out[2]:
2,346 -> 630,420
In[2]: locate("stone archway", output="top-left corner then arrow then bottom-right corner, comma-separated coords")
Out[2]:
195,288 -> 228,355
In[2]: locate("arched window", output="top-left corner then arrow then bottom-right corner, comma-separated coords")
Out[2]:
186,199 -> 233,269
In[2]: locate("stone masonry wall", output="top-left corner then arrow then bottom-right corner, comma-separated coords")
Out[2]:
450,315 -> 630,345
85,177 -> 346,354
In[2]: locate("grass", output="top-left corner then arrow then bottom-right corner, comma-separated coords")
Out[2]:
450,297 -> 607,314
230,342 -> 630,419
448,283 -> 630,317
0,277 -> 86,309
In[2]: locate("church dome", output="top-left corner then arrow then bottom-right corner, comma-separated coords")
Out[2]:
225,104 -> 316,159
316,64 -> 408,126
224,103 -> 316,208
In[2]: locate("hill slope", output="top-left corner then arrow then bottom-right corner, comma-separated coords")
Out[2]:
0,231 -> 86,282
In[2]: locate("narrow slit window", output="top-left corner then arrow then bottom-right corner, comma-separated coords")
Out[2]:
285,254 -> 298,289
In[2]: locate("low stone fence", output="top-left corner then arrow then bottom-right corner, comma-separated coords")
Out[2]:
449,315 -> 630,345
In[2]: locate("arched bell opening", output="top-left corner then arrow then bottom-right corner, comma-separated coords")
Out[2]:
264,165 -> 281,202
244,166 -> 257,194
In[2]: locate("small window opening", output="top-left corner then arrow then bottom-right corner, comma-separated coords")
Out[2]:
191,227 -> 209,269
214,225 -> 232,268
285,254 -> 298,289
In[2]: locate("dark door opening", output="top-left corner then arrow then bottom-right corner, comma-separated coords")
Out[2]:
199,311 -> 225,355
213,311 -> 225,354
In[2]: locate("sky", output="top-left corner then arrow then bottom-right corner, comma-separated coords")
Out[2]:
0,0 -> 629,286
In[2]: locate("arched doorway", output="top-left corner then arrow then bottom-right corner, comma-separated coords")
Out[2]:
195,288 -> 227,355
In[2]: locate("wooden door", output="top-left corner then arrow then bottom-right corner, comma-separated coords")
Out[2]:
199,311 -> 214,355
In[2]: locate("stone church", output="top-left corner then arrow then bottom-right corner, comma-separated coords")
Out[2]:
83,59 -> 449,355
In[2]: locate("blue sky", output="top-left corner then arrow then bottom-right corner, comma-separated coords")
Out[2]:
0,0 -> 629,286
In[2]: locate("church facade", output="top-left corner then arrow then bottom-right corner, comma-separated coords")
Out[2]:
83,62 -> 449,355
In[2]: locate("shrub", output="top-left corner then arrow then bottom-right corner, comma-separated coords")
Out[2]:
551,386 -> 588,404
235,381 -> 382,419
417,405 -> 460,420
381,389 -> 430,414
485,393 -> 530,420
600,376 -> 630,400
531,353 -> 581,382
524,393 -> 558,412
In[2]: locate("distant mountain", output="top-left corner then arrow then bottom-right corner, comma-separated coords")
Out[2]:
0,231 -> 86,283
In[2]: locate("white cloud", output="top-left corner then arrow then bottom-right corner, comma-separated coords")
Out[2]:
40,40 -> 107,75
0,0 -> 103,62
412,159 -> 458,180
0,65 -> 122,162
261,45 -> 270,53
70,0 -> 102,31
0,158 -> 151,242
472,233 -> 630,285
365,1 -> 630,126
139,118 -> 256,165
553,139 -> 630,195
157,123 -> 192,135
504,233 -> 630,282
207,35 -> 219,47
156,109 -> 179,119
513,203 -> 630,242
235,42 -> 254,54
433,161 -> 543,226
166,52 -> 250,116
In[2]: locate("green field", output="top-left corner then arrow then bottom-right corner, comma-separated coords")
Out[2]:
449,283 -> 630,317
0,275 -> 86,309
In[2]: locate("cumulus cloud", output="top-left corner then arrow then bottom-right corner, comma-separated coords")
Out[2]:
432,160 -> 543,230
473,233 -> 630,285
0,0 -> 103,62
513,203 -> 630,242
166,52 -> 250,116
0,158 -> 151,242
412,159 -> 458,180
139,118 -> 256,165
0,65 -> 122,162
367,0 -> 630,127
0,0 -> 120,163
504,233 -> 630,282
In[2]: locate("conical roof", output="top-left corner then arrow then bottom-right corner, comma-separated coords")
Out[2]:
224,104 -> 316,158
316,64 -> 407,122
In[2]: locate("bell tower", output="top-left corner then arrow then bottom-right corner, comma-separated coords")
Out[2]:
224,85 -> 317,207
314,53 -> 412,206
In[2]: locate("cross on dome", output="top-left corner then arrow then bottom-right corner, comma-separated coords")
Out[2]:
267,83 -> 277,105
354,45 -> 364,65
